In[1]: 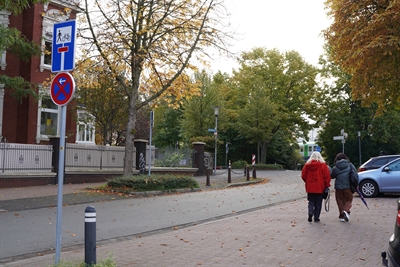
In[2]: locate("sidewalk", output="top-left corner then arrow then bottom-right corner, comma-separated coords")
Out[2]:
0,171 -> 396,266
2,193 -> 394,267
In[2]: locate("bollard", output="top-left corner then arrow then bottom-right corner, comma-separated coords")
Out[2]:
85,206 -> 96,266
228,160 -> 231,183
252,166 -> 257,179
206,168 -> 211,186
246,166 -> 250,181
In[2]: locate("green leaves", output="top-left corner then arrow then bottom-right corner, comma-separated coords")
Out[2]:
0,0 -> 49,15
0,75 -> 38,101
0,26 -> 41,62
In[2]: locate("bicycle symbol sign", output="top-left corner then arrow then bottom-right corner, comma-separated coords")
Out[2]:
52,20 -> 76,73
56,27 -> 72,44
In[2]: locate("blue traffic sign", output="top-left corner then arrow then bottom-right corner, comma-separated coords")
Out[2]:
52,20 -> 76,73
50,72 -> 75,106
315,146 -> 321,152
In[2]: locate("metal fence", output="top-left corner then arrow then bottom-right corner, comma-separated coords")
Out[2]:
155,147 -> 193,167
0,141 -> 53,173
0,140 -> 158,173
65,143 -> 126,170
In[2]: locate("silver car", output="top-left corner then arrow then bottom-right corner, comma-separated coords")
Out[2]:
358,158 -> 400,198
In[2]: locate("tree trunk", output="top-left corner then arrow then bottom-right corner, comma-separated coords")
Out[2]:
260,142 -> 268,164
123,90 -> 138,175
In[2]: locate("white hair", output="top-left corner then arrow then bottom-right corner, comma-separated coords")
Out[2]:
306,151 -> 326,164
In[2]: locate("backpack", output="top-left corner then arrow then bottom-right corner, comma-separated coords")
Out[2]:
349,166 -> 359,193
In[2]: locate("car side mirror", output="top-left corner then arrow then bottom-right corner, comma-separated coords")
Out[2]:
383,167 -> 390,172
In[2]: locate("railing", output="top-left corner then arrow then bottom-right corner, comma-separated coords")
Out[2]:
65,143 -> 125,170
0,140 -> 156,173
0,140 -> 53,173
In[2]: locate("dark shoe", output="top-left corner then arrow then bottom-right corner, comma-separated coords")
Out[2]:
314,218 -> 320,222
343,211 -> 350,222
308,214 -> 313,222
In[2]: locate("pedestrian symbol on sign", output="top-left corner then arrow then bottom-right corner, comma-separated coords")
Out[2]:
52,20 -> 76,73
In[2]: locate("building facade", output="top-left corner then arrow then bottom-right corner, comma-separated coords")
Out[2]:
0,0 -> 82,145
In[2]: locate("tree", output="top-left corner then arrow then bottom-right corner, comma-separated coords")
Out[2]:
315,48 -> 400,167
324,0 -> 400,112
152,102 -> 183,148
0,0 -> 49,100
228,48 -> 319,164
75,58 -> 129,145
80,0 -> 232,175
180,70 -> 221,144
236,90 -> 280,163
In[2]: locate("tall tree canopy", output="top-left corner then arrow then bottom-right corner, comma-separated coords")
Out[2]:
324,0 -> 400,111
315,49 -> 400,166
228,48 -> 318,163
80,0 -> 232,175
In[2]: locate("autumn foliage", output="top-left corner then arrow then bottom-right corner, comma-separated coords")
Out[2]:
324,0 -> 400,111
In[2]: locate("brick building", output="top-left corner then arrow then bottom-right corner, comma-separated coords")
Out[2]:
0,1 -> 85,145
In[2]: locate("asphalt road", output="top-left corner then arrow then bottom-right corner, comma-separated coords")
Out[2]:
0,170 -> 306,262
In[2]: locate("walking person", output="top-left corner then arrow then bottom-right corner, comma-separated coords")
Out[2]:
330,153 -> 357,222
301,151 -> 331,223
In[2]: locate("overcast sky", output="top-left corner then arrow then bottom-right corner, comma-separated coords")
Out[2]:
210,0 -> 332,73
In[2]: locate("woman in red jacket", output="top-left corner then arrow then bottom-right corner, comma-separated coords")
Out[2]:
301,151 -> 331,223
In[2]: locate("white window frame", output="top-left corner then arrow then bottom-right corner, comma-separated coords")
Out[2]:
40,9 -> 70,72
76,110 -> 96,144
0,11 -> 10,70
36,88 -> 61,143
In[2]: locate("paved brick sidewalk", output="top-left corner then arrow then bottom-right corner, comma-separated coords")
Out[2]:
3,193 -> 395,267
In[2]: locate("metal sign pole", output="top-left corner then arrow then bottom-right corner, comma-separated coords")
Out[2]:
148,111 -> 153,176
55,105 -> 67,264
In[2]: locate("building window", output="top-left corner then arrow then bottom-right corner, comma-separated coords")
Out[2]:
76,111 -> 95,144
39,97 -> 60,137
44,41 -> 52,65
41,9 -> 70,72
37,91 -> 60,143
0,11 -> 10,70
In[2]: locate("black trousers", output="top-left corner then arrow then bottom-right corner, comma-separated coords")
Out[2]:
307,193 -> 323,219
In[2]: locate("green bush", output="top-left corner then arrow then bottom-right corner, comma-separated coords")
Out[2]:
231,160 -> 248,169
107,174 -> 199,191
253,163 -> 283,170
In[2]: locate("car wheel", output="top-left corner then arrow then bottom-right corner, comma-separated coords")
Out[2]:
359,180 -> 379,198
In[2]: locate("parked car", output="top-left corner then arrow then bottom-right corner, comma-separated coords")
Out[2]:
381,198 -> 400,267
358,158 -> 400,198
358,155 -> 400,172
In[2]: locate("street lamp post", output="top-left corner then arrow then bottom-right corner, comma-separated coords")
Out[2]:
214,107 -> 219,175
358,131 -> 362,166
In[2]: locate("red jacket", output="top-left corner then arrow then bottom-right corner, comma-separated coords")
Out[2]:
301,160 -> 331,193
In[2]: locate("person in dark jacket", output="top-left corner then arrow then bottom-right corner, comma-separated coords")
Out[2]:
301,152 -> 331,223
330,153 -> 357,222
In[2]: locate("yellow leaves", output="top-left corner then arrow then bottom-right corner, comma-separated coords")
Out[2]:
326,0 -> 400,112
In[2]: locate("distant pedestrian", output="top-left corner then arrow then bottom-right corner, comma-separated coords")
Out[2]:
330,153 -> 357,222
301,152 -> 331,223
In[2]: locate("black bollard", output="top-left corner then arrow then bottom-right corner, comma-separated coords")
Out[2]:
206,168 -> 211,186
228,160 -> 231,183
252,166 -> 257,179
85,206 -> 96,266
246,166 -> 250,181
